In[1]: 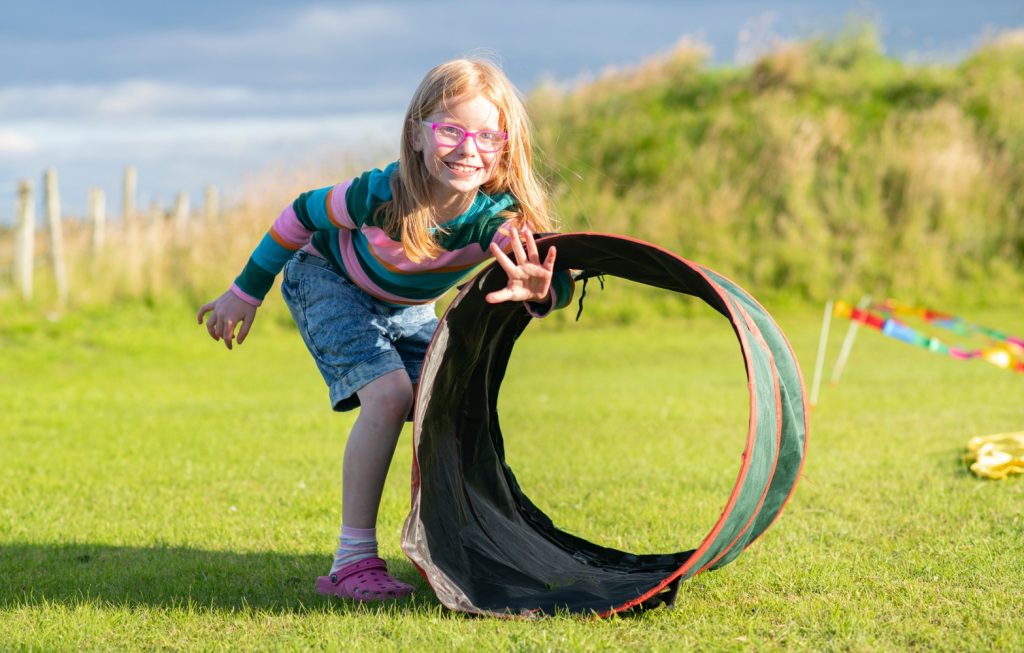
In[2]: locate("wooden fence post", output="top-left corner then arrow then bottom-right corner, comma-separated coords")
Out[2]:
144,198 -> 164,296
173,191 -> 190,236
123,165 -> 141,295
123,165 -> 137,228
90,186 -> 106,253
44,168 -> 69,307
204,185 -> 219,222
15,180 -> 35,301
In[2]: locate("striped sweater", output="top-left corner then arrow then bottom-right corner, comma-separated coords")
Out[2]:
231,162 -> 574,312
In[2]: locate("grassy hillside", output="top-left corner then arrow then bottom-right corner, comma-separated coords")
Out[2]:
531,26 -> 1024,307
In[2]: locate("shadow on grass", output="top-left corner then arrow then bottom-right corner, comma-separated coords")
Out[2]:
944,446 -> 980,479
0,542 -> 442,615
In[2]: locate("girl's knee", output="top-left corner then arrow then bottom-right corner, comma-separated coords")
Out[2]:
359,371 -> 414,421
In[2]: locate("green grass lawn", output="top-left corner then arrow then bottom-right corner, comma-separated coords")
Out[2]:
1,296 -> 1022,651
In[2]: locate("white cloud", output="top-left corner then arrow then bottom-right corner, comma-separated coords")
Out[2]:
5,112 -> 402,163
93,81 -> 251,116
0,79 -> 408,120
108,4 -> 410,71
289,4 -> 403,37
0,82 -> 244,118
0,130 -> 37,155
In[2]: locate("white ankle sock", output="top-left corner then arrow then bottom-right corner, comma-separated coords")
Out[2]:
331,525 -> 378,573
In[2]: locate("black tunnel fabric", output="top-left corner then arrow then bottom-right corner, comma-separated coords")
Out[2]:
401,233 -> 808,617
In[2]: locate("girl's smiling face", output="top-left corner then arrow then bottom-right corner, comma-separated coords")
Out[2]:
413,94 -> 503,217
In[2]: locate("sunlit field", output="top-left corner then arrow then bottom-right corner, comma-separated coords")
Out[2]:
1,297 -> 1021,651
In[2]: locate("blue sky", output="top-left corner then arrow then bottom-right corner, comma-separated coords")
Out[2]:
2,1 -> 1022,220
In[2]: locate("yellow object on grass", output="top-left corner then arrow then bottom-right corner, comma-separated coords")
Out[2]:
964,432 -> 1024,479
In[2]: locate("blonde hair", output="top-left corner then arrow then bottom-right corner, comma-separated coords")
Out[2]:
379,58 -> 554,262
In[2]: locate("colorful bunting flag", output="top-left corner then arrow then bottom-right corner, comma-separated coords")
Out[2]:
832,299 -> 1024,373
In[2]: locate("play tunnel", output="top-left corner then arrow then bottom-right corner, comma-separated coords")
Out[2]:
401,233 -> 808,617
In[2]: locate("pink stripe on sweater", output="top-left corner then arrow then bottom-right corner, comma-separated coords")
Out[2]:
272,204 -> 314,247
359,226 -> 494,273
329,180 -> 356,229
230,283 -> 262,307
337,232 -> 428,305
489,222 -> 522,253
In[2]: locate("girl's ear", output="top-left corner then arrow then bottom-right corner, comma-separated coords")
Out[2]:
411,122 -> 423,153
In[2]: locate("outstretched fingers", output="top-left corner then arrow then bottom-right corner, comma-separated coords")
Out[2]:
489,242 -> 523,281
485,230 -> 557,305
522,227 -> 540,264
510,226 -> 528,264
542,244 -> 556,272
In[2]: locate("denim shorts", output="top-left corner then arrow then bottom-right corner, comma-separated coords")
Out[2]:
281,250 -> 438,412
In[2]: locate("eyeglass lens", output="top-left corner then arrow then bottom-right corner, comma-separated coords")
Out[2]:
432,124 -> 506,152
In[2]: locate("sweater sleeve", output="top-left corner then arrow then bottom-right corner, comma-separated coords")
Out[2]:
525,270 -> 575,317
231,180 -> 354,304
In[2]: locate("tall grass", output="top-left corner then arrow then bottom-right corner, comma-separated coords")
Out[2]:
532,26 -> 1024,307
0,158 -> 370,318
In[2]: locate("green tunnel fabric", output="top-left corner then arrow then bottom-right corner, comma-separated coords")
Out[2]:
401,234 -> 808,617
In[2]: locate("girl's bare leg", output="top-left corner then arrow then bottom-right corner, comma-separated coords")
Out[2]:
342,369 -> 414,528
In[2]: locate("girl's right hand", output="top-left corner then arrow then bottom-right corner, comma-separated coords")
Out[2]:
196,290 -> 257,350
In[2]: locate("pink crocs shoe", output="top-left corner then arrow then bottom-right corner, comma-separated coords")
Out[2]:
315,557 -> 413,602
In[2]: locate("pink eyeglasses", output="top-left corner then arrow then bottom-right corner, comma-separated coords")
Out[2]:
421,121 -> 509,153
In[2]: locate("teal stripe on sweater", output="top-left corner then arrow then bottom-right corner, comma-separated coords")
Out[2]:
545,272 -> 573,311
300,187 -> 334,229
233,232 -> 295,300
250,233 -> 294,273
353,233 -> 476,285
292,189 -> 332,230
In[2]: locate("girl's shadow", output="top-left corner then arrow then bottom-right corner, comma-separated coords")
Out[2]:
0,542 -> 439,614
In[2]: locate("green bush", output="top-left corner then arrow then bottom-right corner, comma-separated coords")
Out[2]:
533,26 -> 1024,308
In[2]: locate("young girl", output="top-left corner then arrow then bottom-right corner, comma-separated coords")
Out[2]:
197,58 -> 574,602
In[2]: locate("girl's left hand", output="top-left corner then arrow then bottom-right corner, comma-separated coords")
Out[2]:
485,228 -> 557,304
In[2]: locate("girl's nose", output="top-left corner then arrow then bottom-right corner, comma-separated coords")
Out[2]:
456,135 -> 479,156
